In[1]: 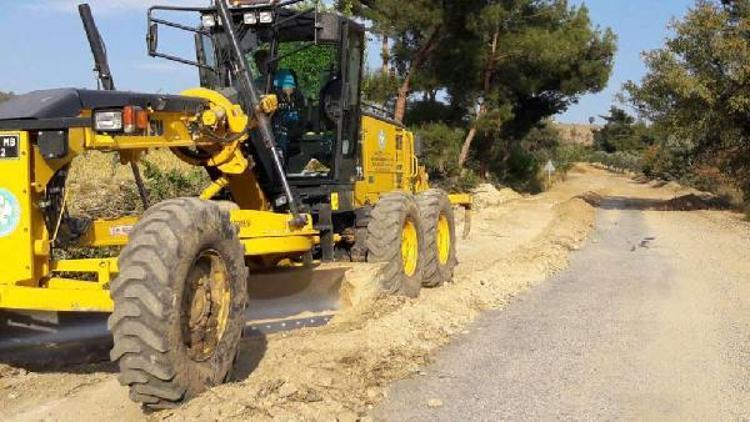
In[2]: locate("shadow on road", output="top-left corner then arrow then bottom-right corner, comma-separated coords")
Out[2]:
231,334 -> 268,381
0,312 -> 114,373
578,192 -> 729,211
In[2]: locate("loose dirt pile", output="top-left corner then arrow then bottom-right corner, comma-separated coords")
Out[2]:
339,263 -> 386,309
663,193 -> 729,211
0,364 -> 26,379
472,183 -> 522,209
581,172 -> 729,211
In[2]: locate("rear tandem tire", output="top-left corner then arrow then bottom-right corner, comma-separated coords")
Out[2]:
365,192 -> 425,297
0,311 -> 8,330
108,198 -> 248,410
417,189 -> 458,287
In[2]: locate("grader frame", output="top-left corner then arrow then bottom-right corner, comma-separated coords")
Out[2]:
0,93 -> 318,313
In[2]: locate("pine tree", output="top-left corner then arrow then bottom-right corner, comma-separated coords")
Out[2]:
347,0 -> 447,122
442,1 -> 616,171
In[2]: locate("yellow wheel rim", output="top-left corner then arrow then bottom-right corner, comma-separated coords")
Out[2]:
184,249 -> 232,362
401,219 -> 419,277
437,214 -> 451,265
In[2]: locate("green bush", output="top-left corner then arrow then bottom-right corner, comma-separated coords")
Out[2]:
490,123 -> 566,193
415,123 -> 461,175
641,136 -> 694,181
497,144 -> 544,193
554,144 -> 593,173
122,161 -> 210,211
362,71 -> 400,105
430,169 -> 483,193
413,122 -> 484,192
588,150 -> 643,173
594,106 -> 656,153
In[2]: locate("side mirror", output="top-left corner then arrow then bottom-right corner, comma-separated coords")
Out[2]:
147,23 -> 159,55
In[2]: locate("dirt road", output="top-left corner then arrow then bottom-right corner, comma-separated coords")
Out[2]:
1,166 -> 747,421
375,188 -> 750,420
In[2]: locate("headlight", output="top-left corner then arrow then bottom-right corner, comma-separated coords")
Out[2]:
258,11 -> 274,24
94,111 -> 123,132
201,14 -> 217,28
244,12 -> 258,25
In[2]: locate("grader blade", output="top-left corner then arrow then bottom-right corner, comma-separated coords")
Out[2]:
0,263 -> 375,366
245,264 -> 349,334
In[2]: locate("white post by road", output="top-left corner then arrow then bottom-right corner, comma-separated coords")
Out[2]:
544,160 -> 556,188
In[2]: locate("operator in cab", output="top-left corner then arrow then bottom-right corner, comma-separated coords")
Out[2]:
252,49 -> 305,163
272,69 -> 306,160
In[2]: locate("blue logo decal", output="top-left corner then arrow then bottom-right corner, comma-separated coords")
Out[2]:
0,189 -> 21,238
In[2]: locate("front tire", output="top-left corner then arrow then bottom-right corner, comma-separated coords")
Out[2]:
366,192 -> 425,297
109,198 -> 248,409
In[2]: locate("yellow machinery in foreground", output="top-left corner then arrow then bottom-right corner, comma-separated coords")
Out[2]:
0,1 -> 471,409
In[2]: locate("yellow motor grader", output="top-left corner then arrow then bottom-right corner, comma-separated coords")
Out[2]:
0,0 -> 470,409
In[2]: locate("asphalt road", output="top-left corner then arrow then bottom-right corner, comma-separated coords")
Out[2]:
374,199 -> 750,421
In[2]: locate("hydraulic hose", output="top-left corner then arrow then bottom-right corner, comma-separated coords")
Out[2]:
215,0 -> 306,228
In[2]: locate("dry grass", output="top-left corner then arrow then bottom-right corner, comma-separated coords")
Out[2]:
67,150 -> 208,219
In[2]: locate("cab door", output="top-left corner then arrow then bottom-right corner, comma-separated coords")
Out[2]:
335,22 -> 365,183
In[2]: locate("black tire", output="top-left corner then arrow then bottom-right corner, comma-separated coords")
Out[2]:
365,192 -> 425,297
0,311 -> 8,331
417,189 -> 458,287
108,198 -> 248,410
350,227 -> 369,262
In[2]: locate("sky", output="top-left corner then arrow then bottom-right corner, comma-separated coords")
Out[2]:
0,0 -> 695,123
559,0 -> 694,123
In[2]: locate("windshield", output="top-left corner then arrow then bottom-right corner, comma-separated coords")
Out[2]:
186,7 -> 361,180
250,40 -> 340,178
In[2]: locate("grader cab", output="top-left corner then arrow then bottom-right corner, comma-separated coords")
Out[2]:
0,0 -> 470,409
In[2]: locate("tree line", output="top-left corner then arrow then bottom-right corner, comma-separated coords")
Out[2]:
2,0 -> 620,193
586,0 -> 750,211
337,0 -> 616,191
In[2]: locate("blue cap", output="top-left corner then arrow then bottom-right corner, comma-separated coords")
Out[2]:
274,70 -> 296,89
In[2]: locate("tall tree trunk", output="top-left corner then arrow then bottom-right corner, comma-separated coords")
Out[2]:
458,123 -> 479,168
380,35 -> 390,74
479,157 -> 490,180
393,28 -> 443,123
394,74 -> 413,123
458,29 -> 500,169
